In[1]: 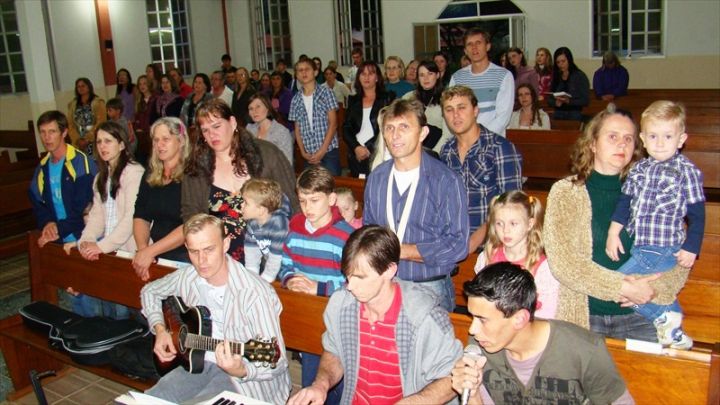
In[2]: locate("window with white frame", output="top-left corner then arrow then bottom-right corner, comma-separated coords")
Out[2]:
251,0 -> 291,71
0,0 -> 26,93
593,0 -> 663,57
146,0 -> 192,74
335,0 -> 383,65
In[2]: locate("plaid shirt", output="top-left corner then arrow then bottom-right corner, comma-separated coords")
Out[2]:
289,85 -> 338,154
440,127 -> 523,231
623,153 -> 705,247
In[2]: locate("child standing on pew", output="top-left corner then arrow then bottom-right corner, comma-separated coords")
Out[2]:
106,98 -> 137,154
279,166 -> 354,405
474,190 -> 560,319
334,187 -> 362,229
606,100 -> 705,350
240,178 -> 291,283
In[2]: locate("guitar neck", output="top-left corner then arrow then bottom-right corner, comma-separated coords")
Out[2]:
185,333 -> 245,356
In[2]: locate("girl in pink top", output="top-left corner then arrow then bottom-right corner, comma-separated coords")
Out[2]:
474,190 -> 559,319
335,187 -> 362,229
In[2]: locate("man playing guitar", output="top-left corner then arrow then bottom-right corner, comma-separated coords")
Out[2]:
141,214 -> 291,403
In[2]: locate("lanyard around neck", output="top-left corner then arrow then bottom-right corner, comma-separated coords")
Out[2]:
386,166 -> 420,243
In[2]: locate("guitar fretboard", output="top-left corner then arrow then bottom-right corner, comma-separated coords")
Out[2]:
184,333 -> 244,355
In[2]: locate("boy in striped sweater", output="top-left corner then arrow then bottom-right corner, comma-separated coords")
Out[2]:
279,165 -> 354,404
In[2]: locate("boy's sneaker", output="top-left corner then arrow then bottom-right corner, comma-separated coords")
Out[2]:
669,330 -> 693,350
653,311 -> 683,346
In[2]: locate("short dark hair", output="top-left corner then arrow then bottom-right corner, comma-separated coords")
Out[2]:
341,225 -> 400,277
351,47 -> 363,56
464,262 -> 537,321
106,97 -> 124,112
463,27 -> 491,45
221,54 -> 232,62
297,165 -> 334,194
37,110 -> 69,133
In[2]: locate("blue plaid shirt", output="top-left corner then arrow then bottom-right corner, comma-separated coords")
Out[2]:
440,127 -> 523,231
622,153 -> 705,248
288,85 -> 338,154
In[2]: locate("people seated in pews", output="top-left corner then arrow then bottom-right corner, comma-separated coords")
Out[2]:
450,28 -> 514,137
343,61 -> 395,177
605,101 -> 704,350
115,68 -> 136,122
383,56 -> 414,98
246,93 -> 294,165
182,98 -> 298,264
508,83 -> 551,130
451,262 -> 634,404
404,59 -> 419,86
179,73 -> 213,129
507,47 -> 539,95
290,57 -> 342,175
402,60 -> 450,153
70,121 -> 144,318
440,86 -> 523,253
543,106 -> 689,341
154,74 -> 184,121
30,110 -> 98,249
231,67 -> 257,127
364,98 -> 469,312
210,70 -> 234,108
132,117 -> 191,280
475,191 -> 560,319
279,166 -> 355,403
68,77 -> 107,156
334,187 -> 362,229
593,51 -> 629,101
141,214 -> 291,403
106,97 -> 137,154
240,178 -> 291,283
547,47 -> 590,121
533,47 -> 553,101
289,225 -> 463,405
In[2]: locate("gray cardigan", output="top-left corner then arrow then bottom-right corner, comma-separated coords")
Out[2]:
322,281 -> 463,404
181,138 -> 299,221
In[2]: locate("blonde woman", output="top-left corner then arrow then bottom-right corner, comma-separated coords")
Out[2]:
132,117 -> 192,280
383,56 -> 414,97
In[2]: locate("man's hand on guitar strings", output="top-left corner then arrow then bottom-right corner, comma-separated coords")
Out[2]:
153,325 -> 177,362
216,340 -> 248,378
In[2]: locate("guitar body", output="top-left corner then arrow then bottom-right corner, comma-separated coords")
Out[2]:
155,296 -> 212,375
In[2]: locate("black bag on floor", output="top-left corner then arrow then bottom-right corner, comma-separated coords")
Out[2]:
19,301 -> 149,366
108,333 -> 161,381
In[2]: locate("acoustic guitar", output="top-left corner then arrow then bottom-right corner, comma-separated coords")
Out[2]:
155,296 -> 281,375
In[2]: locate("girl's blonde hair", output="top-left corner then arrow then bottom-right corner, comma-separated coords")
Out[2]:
484,190 -> 544,271
147,117 -> 190,186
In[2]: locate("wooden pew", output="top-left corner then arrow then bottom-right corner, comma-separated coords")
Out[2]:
4,231 -> 718,404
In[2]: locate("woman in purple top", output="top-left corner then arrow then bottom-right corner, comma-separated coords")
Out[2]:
593,51 -> 630,101
507,47 -> 539,95
115,68 -> 136,121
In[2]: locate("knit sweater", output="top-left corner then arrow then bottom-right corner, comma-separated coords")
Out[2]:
543,176 -> 690,329
279,206 -> 354,297
244,195 -> 292,283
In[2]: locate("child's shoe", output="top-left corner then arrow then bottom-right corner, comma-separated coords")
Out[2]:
669,330 -> 693,350
653,311 -> 682,345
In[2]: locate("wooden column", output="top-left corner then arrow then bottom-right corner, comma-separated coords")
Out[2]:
94,0 -> 116,85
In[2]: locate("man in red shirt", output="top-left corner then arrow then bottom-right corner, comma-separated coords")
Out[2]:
288,225 -> 463,405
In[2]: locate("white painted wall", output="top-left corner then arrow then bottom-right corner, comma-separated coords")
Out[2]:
187,0 -> 226,76
226,0 -> 254,69
666,0 -> 720,56
382,0 -> 445,63
108,0 -> 151,78
46,0 -> 104,92
288,0 -> 335,65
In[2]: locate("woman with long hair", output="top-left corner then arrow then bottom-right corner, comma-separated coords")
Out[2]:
259,72 -> 273,96
115,68 -> 136,121
508,84 -> 550,130
68,77 -> 107,155
246,93 -> 294,165
433,51 -> 452,87
548,47 -> 590,121
153,74 -> 184,121
145,63 -> 162,94
133,75 -> 156,135
231,67 -> 257,126
343,61 -> 395,177
534,47 -> 553,99
179,73 -> 213,129
132,117 -> 191,279
402,60 -> 448,152
269,71 -> 292,127
182,98 -> 298,263
507,47 -> 539,94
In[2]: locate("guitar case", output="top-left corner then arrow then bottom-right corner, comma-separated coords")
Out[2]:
20,301 -> 149,365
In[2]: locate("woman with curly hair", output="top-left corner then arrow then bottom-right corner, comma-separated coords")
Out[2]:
182,98 -> 298,263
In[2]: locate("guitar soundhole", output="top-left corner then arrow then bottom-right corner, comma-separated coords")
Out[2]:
179,325 -> 187,352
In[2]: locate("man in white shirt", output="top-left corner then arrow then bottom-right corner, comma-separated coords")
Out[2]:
210,70 -> 234,107
450,28 -> 514,136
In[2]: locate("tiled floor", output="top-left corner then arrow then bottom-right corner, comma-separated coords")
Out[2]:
0,254 -> 29,299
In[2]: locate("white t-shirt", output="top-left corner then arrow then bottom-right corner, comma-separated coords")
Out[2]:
198,278 -> 227,363
302,94 -> 314,131
392,166 -> 420,195
356,106 -> 374,146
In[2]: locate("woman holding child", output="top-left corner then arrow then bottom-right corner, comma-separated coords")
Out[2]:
544,106 -> 689,341
182,98 -> 298,263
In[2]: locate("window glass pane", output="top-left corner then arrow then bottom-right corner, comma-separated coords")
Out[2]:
0,56 -> 8,73
648,33 -> 661,52
610,13 -> 619,30
647,0 -> 660,9
6,33 -> 19,52
0,74 -> 10,92
648,11 -> 660,31
162,45 -> 174,59
438,3 -> 477,19
601,15 -> 609,33
158,0 -> 170,12
610,0 -> 620,10
611,34 -> 620,50
631,34 -> 644,50
149,31 -> 160,46
13,73 -> 25,92
159,12 -> 171,27
0,36 -> 5,53
631,12 -> 645,31
599,0 -> 608,13
272,21 -> 280,35
148,14 -> 158,29
161,30 -> 172,45
600,35 -> 609,51
3,12 -> 17,32
152,46 -> 161,61
0,0 -> 15,13
146,0 -> 157,13
631,0 -> 645,10
9,53 -> 22,71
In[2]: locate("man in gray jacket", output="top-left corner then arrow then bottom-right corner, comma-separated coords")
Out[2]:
289,225 -> 463,405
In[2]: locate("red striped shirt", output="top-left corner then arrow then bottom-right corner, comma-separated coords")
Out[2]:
352,284 -> 404,405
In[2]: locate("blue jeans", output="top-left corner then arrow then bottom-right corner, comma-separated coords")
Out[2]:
590,312 -> 658,342
416,275 -> 456,312
304,148 -> 341,176
146,362 -> 238,402
70,294 -> 131,320
301,352 -> 343,404
617,245 -> 682,322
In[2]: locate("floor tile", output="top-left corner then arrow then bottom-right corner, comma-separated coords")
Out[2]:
67,385 -> 117,404
95,378 -> 132,394
50,399 -> 80,405
71,370 -> 102,384
42,374 -> 87,398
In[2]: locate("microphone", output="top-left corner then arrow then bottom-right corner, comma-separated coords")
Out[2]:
461,344 -> 485,405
